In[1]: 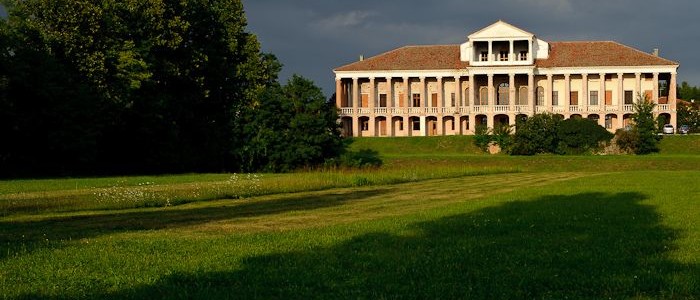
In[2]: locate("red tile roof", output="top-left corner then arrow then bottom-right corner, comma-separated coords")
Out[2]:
537,41 -> 678,67
334,45 -> 469,71
334,41 -> 677,72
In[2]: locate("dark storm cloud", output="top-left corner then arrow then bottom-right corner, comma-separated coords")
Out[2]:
244,0 -> 700,97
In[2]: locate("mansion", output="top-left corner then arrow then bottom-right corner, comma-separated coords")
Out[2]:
333,20 -> 679,137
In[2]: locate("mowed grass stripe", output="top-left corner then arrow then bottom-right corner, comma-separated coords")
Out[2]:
0,172 -> 587,244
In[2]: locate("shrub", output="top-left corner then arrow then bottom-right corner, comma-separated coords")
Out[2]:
615,128 -> 640,154
631,94 -> 661,154
510,113 -> 562,155
556,118 -> 613,154
473,124 -> 492,152
326,149 -> 383,169
492,124 -> 513,152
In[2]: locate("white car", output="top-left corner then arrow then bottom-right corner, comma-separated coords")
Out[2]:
662,124 -> 674,134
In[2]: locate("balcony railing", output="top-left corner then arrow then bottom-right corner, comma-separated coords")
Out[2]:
442,107 -> 456,114
340,108 -> 354,115
605,105 -> 618,112
358,108 -> 371,114
472,105 -> 488,113
426,107 -> 439,114
552,106 -> 565,113
623,104 -> 634,112
658,104 -> 670,111
408,107 -> 423,114
375,107 -> 387,114
515,105 -> 530,113
459,107 -> 470,114
569,105 -> 582,112
494,105 -> 509,112
588,106 -> 600,112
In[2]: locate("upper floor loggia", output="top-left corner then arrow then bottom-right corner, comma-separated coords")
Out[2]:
460,20 -> 549,66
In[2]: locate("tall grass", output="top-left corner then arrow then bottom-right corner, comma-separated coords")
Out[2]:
0,165 -> 518,216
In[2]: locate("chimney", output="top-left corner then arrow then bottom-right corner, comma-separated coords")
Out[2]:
652,48 -> 659,56
359,55 -> 364,61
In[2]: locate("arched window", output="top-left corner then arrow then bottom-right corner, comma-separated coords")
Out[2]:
497,82 -> 509,105
536,86 -> 544,106
518,86 -> 528,105
463,87 -> 469,106
478,87 -> 488,105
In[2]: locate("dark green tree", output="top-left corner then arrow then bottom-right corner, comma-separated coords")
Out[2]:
631,93 -> 660,154
556,118 -> 613,154
0,0 -> 279,176
510,113 -> 562,155
243,75 -> 343,172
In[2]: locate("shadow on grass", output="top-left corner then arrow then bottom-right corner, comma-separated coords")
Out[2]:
0,188 -> 394,259
69,191 -> 697,299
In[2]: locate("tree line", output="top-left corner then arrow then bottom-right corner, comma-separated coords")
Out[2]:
0,0 -> 343,177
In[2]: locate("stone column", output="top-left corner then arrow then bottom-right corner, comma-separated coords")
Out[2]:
468,114 -> 476,135
599,73 -> 606,110
546,74 -> 553,111
386,77 -> 393,110
652,72 -> 659,103
670,72 -> 677,110
352,77 -> 359,111
468,75 -> 475,112
581,73 -> 588,113
564,74 -> 570,115
368,77 -> 376,137
419,115 -> 426,136
617,73 -> 624,111
528,73 -> 534,113
352,116 -> 359,137
335,79 -> 342,108
419,77 -> 426,111
454,76 -> 461,111
635,73 -> 641,101
509,73 -> 516,112
437,76 -> 443,111
487,74 -> 494,112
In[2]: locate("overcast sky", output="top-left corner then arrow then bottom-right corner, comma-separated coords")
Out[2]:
244,0 -> 700,97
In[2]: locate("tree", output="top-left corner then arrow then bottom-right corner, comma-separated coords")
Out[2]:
510,113 -> 562,155
556,118 -> 613,154
616,93 -> 660,154
631,93 -> 660,154
0,0 -> 279,176
242,75 -> 343,172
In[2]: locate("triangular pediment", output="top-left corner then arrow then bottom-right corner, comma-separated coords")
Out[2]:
468,20 -> 534,39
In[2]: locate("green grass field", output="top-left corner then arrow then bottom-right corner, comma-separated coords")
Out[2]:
1,136 -> 699,299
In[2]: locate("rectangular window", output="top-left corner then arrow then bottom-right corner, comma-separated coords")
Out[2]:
412,119 -> 420,131
480,52 -> 488,62
519,51 -> 527,61
552,91 -> 559,106
624,90 -> 634,104
379,94 -> 387,107
499,51 -> 508,61
412,94 -> 421,107
536,87 -> 544,106
589,91 -> 598,105
450,93 -> 455,106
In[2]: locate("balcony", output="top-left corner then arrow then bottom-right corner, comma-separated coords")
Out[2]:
552,106 -> 565,113
658,104 -> 670,111
459,107 -> 470,114
623,105 -> 634,112
442,107 -> 457,114
494,105 -> 509,112
340,108 -> 354,116
535,106 -> 547,113
472,105 -> 488,113
515,105 -> 530,113
569,105 -> 582,113
605,105 -> 618,112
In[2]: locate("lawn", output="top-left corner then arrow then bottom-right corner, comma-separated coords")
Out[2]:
1,136 -> 699,299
